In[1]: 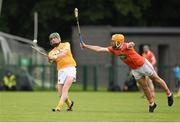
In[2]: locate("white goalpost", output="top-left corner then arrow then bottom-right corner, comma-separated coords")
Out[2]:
0,32 -> 48,65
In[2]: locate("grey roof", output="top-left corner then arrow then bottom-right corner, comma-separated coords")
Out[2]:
111,27 -> 180,34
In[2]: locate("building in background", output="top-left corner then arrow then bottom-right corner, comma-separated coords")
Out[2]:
72,26 -> 180,91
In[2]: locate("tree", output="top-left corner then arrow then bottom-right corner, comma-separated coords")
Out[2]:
0,0 -> 180,50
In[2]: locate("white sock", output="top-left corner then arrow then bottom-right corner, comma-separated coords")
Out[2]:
149,102 -> 155,106
168,93 -> 172,97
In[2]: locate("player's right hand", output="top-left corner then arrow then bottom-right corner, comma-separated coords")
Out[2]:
80,42 -> 86,49
48,55 -> 57,61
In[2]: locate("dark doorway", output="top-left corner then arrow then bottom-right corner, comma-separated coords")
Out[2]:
158,45 -> 170,86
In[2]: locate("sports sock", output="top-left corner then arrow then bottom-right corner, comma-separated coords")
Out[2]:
149,102 -> 155,106
167,92 -> 172,97
65,98 -> 72,107
56,101 -> 64,110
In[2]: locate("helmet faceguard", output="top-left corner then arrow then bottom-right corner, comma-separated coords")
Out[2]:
111,41 -> 121,49
49,32 -> 61,46
111,34 -> 124,49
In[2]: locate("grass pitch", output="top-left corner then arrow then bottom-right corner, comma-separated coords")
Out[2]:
0,91 -> 180,122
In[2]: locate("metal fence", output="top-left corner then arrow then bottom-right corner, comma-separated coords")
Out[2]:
0,64 -> 179,91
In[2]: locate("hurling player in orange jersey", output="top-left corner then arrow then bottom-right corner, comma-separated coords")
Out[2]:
142,45 -> 157,68
48,32 -> 76,112
141,45 -> 157,98
81,34 -> 173,112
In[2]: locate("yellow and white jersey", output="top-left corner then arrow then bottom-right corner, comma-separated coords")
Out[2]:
48,42 -> 76,70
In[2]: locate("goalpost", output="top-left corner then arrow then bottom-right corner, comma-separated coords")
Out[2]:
0,0 -> 2,16
0,32 -> 47,65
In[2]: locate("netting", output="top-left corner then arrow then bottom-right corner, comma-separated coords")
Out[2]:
0,32 -> 55,91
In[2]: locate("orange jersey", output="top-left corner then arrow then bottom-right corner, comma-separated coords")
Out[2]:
48,42 -> 76,70
108,43 -> 145,69
142,51 -> 155,64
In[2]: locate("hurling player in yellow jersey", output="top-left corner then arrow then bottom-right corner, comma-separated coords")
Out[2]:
48,32 -> 77,112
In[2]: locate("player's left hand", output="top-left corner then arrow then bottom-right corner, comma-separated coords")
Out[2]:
127,42 -> 135,48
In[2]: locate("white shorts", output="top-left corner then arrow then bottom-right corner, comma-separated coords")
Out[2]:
57,67 -> 76,84
131,59 -> 156,80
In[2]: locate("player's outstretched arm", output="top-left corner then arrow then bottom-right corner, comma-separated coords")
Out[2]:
81,42 -> 109,52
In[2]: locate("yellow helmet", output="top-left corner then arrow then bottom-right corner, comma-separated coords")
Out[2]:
111,34 -> 124,43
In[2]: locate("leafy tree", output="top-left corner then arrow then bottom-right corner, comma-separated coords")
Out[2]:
0,0 -> 180,49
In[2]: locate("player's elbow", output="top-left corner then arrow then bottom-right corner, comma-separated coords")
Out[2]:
152,61 -> 156,65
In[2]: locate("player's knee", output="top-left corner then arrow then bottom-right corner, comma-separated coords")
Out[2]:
150,74 -> 159,81
142,84 -> 149,89
139,81 -> 149,89
154,76 -> 162,83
